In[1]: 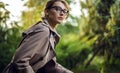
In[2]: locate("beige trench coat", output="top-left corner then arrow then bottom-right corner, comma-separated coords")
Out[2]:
2,19 -> 73,73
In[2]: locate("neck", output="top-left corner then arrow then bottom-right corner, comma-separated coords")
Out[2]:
46,18 -> 57,29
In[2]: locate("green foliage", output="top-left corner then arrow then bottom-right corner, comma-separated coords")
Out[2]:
0,1 -> 21,72
79,0 -> 120,73
0,2 -> 9,25
22,0 -> 47,29
1,0 -> 120,73
101,58 -> 120,73
56,32 -> 99,72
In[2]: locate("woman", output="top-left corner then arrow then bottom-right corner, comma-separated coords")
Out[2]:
2,0 -> 73,73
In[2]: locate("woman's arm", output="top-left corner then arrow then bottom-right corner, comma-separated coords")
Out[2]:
12,28 -> 49,73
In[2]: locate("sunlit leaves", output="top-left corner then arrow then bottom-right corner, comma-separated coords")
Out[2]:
22,0 -> 47,29
0,2 -> 21,72
0,2 -> 10,26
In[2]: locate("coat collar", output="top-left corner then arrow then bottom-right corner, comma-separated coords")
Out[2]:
42,18 -> 61,38
41,18 -> 61,44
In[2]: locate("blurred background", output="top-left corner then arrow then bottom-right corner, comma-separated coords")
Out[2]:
0,0 -> 120,73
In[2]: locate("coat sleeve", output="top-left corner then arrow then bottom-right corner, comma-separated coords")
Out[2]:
43,58 -> 73,73
12,28 -> 50,73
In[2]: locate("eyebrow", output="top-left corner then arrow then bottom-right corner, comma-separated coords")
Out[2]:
51,5 -> 68,10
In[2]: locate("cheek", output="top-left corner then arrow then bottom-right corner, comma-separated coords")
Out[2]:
49,12 -> 58,19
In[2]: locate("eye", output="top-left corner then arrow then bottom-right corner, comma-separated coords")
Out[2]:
63,9 -> 68,14
54,6 -> 62,11
50,6 -> 69,15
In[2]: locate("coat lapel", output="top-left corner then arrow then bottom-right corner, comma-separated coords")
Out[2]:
42,19 -> 60,50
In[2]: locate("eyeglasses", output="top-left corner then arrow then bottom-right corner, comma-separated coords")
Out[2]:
50,6 -> 69,15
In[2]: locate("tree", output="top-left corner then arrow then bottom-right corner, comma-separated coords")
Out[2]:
0,2 -> 21,72
21,0 -> 47,29
79,0 -> 120,73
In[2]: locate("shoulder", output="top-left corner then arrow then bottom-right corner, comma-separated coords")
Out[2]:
23,21 -> 50,36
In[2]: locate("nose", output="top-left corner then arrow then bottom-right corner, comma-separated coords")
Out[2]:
59,11 -> 64,16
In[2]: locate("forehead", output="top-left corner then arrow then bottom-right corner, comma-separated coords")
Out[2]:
52,1 -> 67,9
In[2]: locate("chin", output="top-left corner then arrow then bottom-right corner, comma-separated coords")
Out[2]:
57,20 -> 63,24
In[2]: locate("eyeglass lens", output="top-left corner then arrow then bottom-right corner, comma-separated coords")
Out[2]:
50,6 -> 68,15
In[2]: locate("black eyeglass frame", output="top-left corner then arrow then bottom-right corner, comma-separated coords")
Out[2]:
50,6 -> 69,15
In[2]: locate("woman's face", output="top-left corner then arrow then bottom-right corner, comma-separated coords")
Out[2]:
47,1 -> 68,24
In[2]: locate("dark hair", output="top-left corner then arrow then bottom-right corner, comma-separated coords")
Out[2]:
43,0 -> 70,18
45,0 -> 70,11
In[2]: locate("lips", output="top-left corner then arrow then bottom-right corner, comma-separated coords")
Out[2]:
58,17 -> 63,20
